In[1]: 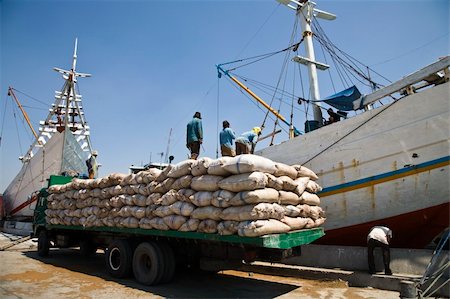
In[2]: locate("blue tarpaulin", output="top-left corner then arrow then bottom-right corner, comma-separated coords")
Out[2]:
323,85 -> 361,111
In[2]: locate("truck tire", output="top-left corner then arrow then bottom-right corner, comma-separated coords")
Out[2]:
132,242 -> 164,285
80,239 -> 97,257
159,242 -> 176,283
37,230 -> 50,257
105,240 -> 133,278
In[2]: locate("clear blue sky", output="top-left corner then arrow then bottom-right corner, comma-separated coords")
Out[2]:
1,0 -> 448,192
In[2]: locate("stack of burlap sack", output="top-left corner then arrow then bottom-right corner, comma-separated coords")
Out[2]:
46,154 -> 325,237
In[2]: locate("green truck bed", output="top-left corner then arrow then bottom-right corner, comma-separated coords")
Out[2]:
46,224 -> 324,249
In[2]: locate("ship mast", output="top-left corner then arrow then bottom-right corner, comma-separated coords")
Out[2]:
21,38 -> 93,162
278,0 -> 336,126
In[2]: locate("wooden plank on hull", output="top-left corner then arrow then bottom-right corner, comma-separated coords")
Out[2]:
353,56 -> 450,109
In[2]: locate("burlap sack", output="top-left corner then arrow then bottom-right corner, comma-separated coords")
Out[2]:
177,189 -> 196,201
153,178 -> 175,194
197,219 -> 218,233
132,194 -> 148,207
220,203 -> 285,221
142,168 -> 162,184
273,162 -> 298,180
230,188 -> 279,206
207,157 -> 233,176
156,164 -> 173,183
153,206 -> 174,217
238,219 -> 290,237
145,205 -> 157,217
265,173 -> 284,191
283,205 -> 300,217
211,190 -> 236,208
218,172 -> 267,192
168,160 -> 195,178
299,191 -> 321,206
121,217 -> 139,228
118,206 -> 133,217
278,176 -> 297,191
159,190 -> 179,206
191,191 -> 213,207
222,154 -> 277,175
139,218 -> 153,229
191,175 -> 222,192
293,165 -> 319,180
169,201 -> 195,217
147,193 -> 162,205
163,215 -> 187,230
281,216 -> 309,230
191,206 -> 222,221
150,217 -> 169,230
130,206 -> 146,219
178,218 -> 200,232
217,220 -> 240,235
306,180 -> 322,193
191,157 -> 213,176
171,175 -> 193,190
278,191 -> 301,205
293,177 -> 310,196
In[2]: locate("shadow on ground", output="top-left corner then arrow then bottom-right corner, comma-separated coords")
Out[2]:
23,248 -> 299,298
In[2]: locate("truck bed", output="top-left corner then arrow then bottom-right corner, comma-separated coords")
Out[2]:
46,224 -> 324,249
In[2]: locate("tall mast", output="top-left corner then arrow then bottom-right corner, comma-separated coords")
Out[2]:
278,0 -> 336,126
20,38 -> 93,162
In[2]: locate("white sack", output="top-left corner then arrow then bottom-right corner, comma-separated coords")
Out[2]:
238,219 -> 290,237
281,216 -> 309,230
168,160 -> 195,178
293,165 -> 319,180
273,163 -> 298,180
222,154 -> 277,175
217,220 -> 240,235
163,215 -> 187,230
218,172 -> 267,192
191,157 -> 213,176
230,188 -> 279,206
207,157 -> 233,176
191,206 -> 222,221
178,218 -> 200,232
211,190 -> 236,208
197,219 -> 218,233
191,175 -> 222,192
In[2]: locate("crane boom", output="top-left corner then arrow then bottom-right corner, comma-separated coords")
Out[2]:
216,65 -> 300,138
7,87 -> 41,144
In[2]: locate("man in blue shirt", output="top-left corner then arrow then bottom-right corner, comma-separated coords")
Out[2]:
186,112 -> 203,160
235,127 -> 261,155
219,120 -> 236,157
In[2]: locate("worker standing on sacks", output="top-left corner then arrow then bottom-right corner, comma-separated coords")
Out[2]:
235,127 -> 261,155
186,112 -> 203,160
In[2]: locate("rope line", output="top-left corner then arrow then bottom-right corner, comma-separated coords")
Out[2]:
302,97 -> 401,165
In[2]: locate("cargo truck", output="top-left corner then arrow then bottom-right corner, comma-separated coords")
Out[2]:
32,175 -> 324,285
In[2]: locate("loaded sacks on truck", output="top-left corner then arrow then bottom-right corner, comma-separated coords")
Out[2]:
46,154 -> 326,237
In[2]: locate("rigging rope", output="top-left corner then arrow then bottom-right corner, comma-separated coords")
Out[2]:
302,96 -> 402,165
11,88 -> 49,107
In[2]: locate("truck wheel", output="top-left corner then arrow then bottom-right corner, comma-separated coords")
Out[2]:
80,239 -> 97,256
105,240 -> 133,278
159,242 -> 176,283
37,230 -> 50,257
132,242 -> 164,285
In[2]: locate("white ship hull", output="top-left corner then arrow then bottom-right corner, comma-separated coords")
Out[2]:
3,132 -> 88,218
258,81 -> 450,248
